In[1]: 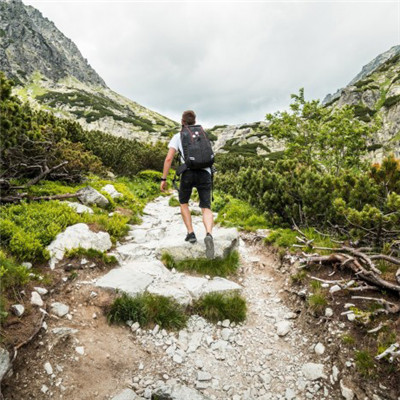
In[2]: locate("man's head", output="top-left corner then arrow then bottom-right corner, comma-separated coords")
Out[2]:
181,110 -> 196,125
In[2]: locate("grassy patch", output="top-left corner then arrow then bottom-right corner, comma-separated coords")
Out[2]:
341,334 -> 356,345
214,194 -> 268,231
107,292 -> 188,330
355,350 -> 376,377
290,269 -> 307,284
193,292 -> 247,323
264,228 -> 338,254
161,251 -> 239,278
0,250 -> 31,291
169,197 -> 180,207
64,247 -> 117,267
308,281 -> 328,314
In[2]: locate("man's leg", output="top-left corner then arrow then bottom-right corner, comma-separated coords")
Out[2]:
180,203 -> 194,233
201,207 -> 213,234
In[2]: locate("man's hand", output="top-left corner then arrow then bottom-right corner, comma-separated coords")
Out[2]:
160,180 -> 168,192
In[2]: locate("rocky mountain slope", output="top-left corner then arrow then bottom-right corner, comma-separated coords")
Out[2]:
0,0 -> 178,142
212,46 -> 400,160
324,45 -> 400,160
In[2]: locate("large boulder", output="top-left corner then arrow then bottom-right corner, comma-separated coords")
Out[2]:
77,186 -> 109,208
156,227 -> 239,261
46,223 -> 112,269
96,260 -> 170,296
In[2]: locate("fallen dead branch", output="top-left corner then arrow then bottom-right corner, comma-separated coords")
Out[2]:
0,192 -> 79,204
376,343 -> 400,362
351,296 -> 400,314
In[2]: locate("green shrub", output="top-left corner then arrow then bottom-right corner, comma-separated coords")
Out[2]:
0,250 -> 31,290
215,196 -> 268,231
107,292 -> 188,330
161,251 -> 239,277
355,350 -> 376,377
83,213 -> 129,242
0,201 -> 80,261
169,197 -> 180,207
193,292 -> 247,323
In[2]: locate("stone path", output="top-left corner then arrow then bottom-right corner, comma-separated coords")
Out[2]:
96,196 -> 242,306
94,196 -> 340,400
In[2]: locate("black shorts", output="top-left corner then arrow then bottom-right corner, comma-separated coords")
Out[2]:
179,169 -> 212,209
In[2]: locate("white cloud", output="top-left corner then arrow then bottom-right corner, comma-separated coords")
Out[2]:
24,0 -> 399,126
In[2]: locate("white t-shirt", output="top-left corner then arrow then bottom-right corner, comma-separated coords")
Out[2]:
168,132 -> 211,174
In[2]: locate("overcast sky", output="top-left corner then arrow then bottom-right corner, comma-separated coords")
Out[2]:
24,0 -> 400,127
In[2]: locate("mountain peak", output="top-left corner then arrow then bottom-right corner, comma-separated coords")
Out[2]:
0,0 -> 106,87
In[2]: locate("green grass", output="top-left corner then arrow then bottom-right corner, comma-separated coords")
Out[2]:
355,350 -> 376,377
291,269 -> 307,284
64,247 -> 117,266
264,227 -> 338,254
193,292 -> 247,323
169,197 -> 180,207
307,291 -> 328,314
214,194 -> 268,232
107,292 -> 188,330
161,251 -> 240,278
0,250 -> 31,291
341,334 -> 356,345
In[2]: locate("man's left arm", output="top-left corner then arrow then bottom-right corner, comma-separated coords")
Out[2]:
160,147 -> 176,192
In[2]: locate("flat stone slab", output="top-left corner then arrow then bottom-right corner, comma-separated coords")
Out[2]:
96,263 -> 156,296
111,388 -> 140,400
157,227 -> 239,261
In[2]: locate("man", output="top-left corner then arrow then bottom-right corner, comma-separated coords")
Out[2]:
160,110 -> 215,259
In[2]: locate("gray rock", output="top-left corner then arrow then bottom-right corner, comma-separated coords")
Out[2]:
101,184 -> 123,199
152,382 -> 210,400
329,285 -> 341,294
0,347 -> 10,382
34,287 -> 48,295
96,265 -> 154,297
111,388 -> 140,400
21,262 -> 32,269
221,319 -> 230,328
197,371 -> 212,381
51,302 -> 70,317
302,363 -> 326,381
46,223 -> 112,269
276,320 -> 292,337
340,379 -> 354,400
31,291 -> 44,307
11,304 -> 25,317
325,307 -> 334,317
62,201 -> 94,214
314,343 -> 325,355
44,362 -> 53,375
285,388 -> 296,400
77,186 -> 109,208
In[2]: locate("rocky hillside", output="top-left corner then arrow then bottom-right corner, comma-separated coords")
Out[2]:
0,0 -> 178,142
209,122 -> 285,159
323,45 -> 400,160
212,46 -> 400,160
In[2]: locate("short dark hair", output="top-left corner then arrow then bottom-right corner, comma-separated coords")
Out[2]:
182,110 -> 196,125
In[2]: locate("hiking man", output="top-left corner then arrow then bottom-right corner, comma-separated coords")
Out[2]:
160,110 -> 215,259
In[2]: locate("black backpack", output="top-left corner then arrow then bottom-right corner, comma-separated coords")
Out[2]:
180,125 -> 214,170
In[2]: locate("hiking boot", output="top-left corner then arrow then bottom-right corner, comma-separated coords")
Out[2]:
204,233 -> 214,259
185,232 -> 197,244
